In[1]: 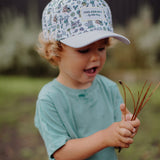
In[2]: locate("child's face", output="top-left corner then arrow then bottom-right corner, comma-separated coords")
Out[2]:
57,39 -> 107,89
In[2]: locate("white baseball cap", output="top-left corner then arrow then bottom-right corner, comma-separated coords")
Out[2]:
42,0 -> 130,48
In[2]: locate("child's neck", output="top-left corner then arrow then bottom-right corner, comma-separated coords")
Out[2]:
56,74 -> 93,90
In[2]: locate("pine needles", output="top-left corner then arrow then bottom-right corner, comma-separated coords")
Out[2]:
119,80 -> 160,121
118,80 -> 160,152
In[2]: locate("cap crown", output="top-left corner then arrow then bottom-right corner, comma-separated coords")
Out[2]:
42,0 -> 113,41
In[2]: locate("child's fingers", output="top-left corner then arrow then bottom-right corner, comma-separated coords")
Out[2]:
126,114 -> 133,121
119,128 -> 133,137
120,136 -> 134,145
130,132 -> 136,138
120,104 -> 132,120
120,104 -> 130,114
130,118 -> 141,128
119,121 -> 135,133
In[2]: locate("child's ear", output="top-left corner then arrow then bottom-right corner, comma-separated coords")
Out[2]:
51,51 -> 61,60
44,45 -> 61,65
49,51 -> 59,58
46,43 -> 61,57
50,51 -> 61,65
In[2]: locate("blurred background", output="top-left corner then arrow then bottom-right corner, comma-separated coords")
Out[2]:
0,0 -> 160,160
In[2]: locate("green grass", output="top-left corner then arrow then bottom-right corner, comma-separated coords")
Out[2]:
0,76 -> 51,160
0,76 -> 160,160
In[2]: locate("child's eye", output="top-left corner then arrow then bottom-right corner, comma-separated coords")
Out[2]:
77,49 -> 90,54
98,47 -> 105,51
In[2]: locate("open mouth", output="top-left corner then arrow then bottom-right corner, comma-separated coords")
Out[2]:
84,67 -> 98,74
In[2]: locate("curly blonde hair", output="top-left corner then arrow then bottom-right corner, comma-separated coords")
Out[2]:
37,33 -> 63,66
37,32 -> 112,66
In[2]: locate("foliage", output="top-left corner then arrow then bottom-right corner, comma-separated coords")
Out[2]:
104,5 -> 160,70
0,9 -> 58,76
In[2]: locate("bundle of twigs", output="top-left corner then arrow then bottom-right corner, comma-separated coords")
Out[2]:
118,80 -> 160,152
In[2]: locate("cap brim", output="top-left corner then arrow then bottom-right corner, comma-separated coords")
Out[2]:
61,30 -> 130,48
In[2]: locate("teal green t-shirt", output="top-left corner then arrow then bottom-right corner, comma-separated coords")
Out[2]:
34,74 -> 123,160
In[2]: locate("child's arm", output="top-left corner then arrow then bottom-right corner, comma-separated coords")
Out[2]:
53,105 -> 140,160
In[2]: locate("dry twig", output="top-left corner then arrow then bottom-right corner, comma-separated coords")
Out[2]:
118,80 -> 160,152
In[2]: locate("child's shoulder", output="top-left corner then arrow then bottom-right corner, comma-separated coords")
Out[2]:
38,79 -> 60,99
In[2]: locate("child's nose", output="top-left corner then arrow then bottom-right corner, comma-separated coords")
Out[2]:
90,50 -> 100,62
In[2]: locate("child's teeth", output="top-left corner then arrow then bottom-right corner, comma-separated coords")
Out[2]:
90,69 -> 94,73
85,68 -> 95,73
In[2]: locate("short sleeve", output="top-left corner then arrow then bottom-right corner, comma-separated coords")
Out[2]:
34,98 -> 71,159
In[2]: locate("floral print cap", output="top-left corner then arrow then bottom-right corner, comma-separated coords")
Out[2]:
42,0 -> 130,48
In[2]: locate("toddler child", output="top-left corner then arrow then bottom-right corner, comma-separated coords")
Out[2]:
34,0 -> 140,160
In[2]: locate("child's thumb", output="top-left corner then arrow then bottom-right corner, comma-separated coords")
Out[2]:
120,104 -> 131,120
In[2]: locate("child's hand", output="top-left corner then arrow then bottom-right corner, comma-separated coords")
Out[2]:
120,103 -> 140,136
103,120 -> 136,148
102,104 -> 140,148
